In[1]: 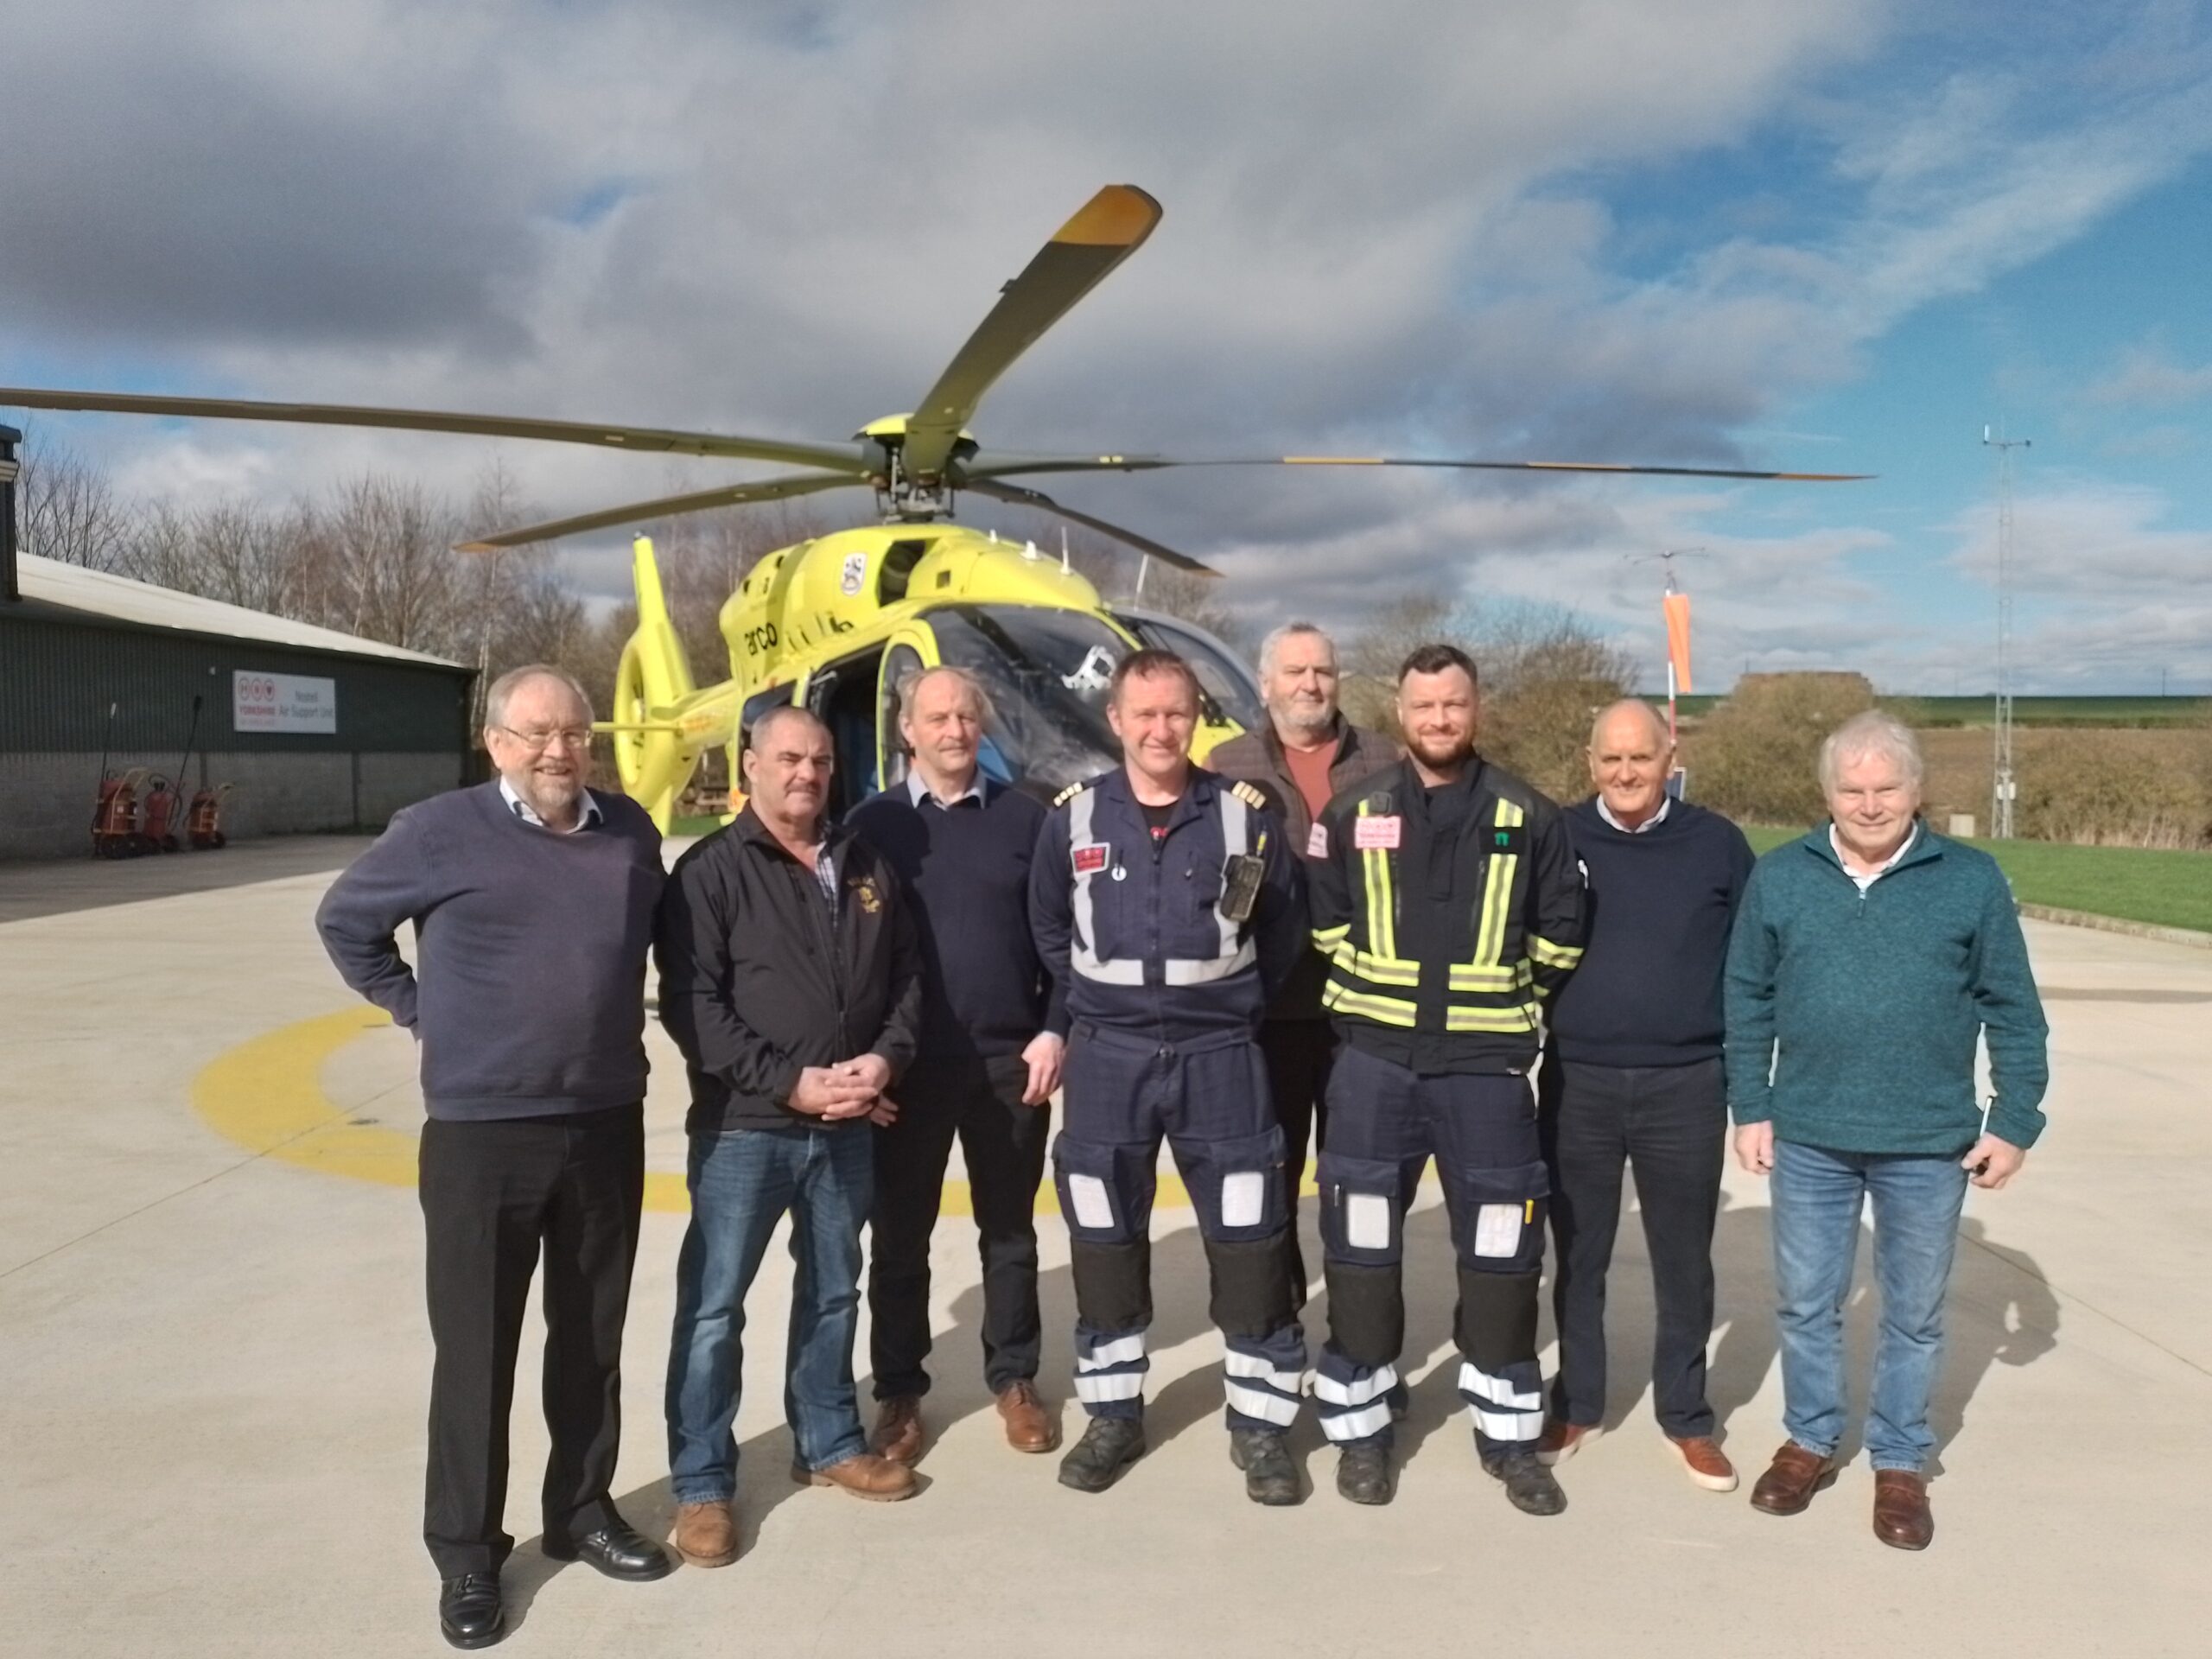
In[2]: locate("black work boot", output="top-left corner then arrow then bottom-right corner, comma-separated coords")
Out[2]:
1482,1445 -> 1567,1516
1058,1416 -> 1146,1493
1335,1440 -> 1395,1506
1229,1428 -> 1302,1506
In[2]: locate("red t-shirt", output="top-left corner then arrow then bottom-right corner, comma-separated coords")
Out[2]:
1282,738 -> 1338,825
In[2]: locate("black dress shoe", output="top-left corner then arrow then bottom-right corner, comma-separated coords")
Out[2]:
1058,1416 -> 1147,1493
543,1519 -> 675,1581
438,1573 -> 505,1650
1336,1440 -> 1395,1506
1481,1446 -> 1567,1516
1229,1428 -> 1302,1506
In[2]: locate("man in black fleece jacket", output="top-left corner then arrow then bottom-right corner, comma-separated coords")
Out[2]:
1536,699 -> 1753,1495
657,706 -> 925,1566
315,664 -> 671,1651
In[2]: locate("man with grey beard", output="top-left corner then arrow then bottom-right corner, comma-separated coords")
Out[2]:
1209,621 -> 1395,1300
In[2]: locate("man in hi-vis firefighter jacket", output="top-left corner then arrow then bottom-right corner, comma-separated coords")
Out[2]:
1306,644 -> 1586,1513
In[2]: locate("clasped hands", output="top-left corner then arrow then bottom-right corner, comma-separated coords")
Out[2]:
790,1053 -> 898,1125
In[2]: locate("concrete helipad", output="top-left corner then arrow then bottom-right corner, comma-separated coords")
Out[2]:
2,836 -> 2206,1658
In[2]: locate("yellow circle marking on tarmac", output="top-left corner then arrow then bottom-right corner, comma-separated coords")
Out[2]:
191,1007 -> 1218,1217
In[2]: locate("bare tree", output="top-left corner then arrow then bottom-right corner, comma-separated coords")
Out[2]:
17,435 -> 136,573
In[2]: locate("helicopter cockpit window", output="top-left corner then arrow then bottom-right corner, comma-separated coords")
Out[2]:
1116,613 -> 1265,732
924,606 -> 1131,794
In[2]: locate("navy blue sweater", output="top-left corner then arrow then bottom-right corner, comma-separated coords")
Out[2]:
845,779 -> 1065,1063
1546,798 -> 1753,1067
315,782 -> 664,1119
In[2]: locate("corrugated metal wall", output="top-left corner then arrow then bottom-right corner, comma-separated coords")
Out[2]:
0,607 -> 474,754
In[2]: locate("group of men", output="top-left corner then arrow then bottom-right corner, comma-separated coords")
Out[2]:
316,622 -> 2049,1651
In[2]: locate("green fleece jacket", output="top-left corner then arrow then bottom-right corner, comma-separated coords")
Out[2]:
1724,823 -> 2050,1154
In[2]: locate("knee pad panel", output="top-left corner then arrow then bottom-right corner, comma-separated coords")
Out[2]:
1455,1265 -> 1539,1374
1325,1259 -> 1405,1368
1203,1233 -> 1295,1339
1071,1237 -> 1152,1333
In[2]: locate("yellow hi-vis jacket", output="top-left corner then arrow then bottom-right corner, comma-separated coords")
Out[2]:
1306,757 -> 1586,1074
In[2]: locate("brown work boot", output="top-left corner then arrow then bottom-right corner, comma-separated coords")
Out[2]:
671,1500 -> 739,1568
871,1395 -> 925,1465
1749,1441 -> 1834,1516
1872,1470 -> 1935,1550
995,1379 -> 1059,1452
793,1452 -> 918,1502
1667,1435 -> 1740,1493
1535,1420 -> 1600,1467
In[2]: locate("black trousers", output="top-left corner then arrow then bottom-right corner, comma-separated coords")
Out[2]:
868,1054 -> 1050,1399
1257,1017 -> 1337,1300
418,1104 -> 645,1578
1538,1057 -> 1726,1439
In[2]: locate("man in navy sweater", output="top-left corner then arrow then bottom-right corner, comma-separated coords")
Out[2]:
1537,699 -> 1753,1495
316,665 -> 671,1651
846,666 -> 1067,1463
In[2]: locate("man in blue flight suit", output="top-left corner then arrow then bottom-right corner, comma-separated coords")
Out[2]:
1031,648 -> 1310,1504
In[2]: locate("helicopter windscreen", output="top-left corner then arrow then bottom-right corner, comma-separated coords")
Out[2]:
1114,612 -> 1265,731
925,605 -> 1132,792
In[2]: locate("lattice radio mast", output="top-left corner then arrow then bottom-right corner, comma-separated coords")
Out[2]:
1982,425 -> 2030,839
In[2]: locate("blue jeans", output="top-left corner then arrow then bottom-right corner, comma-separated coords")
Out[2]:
1771,1139 -> 1968,1471
666,1124 -> 873,1503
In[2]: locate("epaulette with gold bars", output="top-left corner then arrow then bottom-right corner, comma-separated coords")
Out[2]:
1228,779 -> 1270,812
1051,779 -> 1095,808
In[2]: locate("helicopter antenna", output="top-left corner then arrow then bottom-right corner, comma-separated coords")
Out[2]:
1060,527 -> 1071,575
1135,552 -> 1151,604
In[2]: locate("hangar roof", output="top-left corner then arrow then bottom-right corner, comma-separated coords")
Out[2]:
11,551 -> 463,668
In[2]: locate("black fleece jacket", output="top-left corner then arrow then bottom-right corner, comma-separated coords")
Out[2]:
655,806 -> 924,1135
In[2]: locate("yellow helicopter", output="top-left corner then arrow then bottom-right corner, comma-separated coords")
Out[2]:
3,184 -> 1864,827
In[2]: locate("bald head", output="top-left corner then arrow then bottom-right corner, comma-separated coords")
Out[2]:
1586,699 -> 1674,830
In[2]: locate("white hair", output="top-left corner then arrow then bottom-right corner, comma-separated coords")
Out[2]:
897,663 -> 996,729
1818,710 -> 1923,792
1588,697 -> 1670,751
1257,620 -> 1335,678
484,664 -> 593,730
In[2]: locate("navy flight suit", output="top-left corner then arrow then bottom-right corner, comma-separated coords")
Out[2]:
1030,766 -> 1309,1435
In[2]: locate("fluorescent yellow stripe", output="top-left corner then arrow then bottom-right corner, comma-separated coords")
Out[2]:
1324,981 -> 1420,1027
1357,799 -> 1398,962
1313,924 -> 1351,951
1332,942 -> 1421,988
1447,962 -> 1532,992
1445,1002 -> 1541,1033
1473,798 -> 1521,966
1528,937 -> 1584,969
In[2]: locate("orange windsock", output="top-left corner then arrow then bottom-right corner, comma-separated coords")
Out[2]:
1662,590 -> 1693,695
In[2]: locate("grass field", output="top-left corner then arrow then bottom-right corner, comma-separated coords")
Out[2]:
1739,823 -> 2212,934
1668,694 -> 2209,728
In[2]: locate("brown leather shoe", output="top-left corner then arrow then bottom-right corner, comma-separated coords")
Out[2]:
871,1395 -> 924,1465
995,1379 -> 1059,1452
1872,1470 -> 1934,1550
793,1451 -> 918,1502
1749,1441 -> 1834,1516
671,1500 -> 739,1568
1667,1435 -> 1740,1493
1535,1420 -> 1600,1467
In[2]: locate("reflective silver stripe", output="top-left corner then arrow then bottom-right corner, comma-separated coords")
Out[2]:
1312,1363 -> 1398,1408
1077,1333 -> 1147,1370
1471,1403 -> 1542,1440
1215,787 -> 1249,962
1319,1401 -> 1393,1442
1067,788 -> 1145,986
1160,940 -> 1256,985
1458,1362 -> 1542,1412
1224,1350 -> 1309,1396
1074,1371 -> 1146,1402
1224,1381 -> 1300,1426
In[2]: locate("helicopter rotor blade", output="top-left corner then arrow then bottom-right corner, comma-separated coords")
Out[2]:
961,476 -> 1217,577
455,473 -> 864,551
967,454 -> 1872,483
902,185 -> 1162,481
0,387 -> 865,474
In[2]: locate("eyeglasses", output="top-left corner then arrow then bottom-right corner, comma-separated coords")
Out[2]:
493,725 -> 593,752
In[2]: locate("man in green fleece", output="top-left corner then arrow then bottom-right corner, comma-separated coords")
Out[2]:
1725,710 -> 2047,1553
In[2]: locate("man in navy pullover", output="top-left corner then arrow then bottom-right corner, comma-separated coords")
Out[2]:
845,665 -> 1068,1464
316,665 -> 671,1651
1538,700 -> 1753,1496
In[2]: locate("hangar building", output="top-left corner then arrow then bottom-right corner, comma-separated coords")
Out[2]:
1,549 -> 475,861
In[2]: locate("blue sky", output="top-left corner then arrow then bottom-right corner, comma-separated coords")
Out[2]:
4,0 -> 2209,692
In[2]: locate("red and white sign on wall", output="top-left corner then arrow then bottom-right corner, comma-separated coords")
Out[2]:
232,671 -> 338,734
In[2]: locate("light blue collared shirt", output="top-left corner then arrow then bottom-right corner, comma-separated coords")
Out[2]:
907,769 -> 986,810
499,776 -> 604,834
